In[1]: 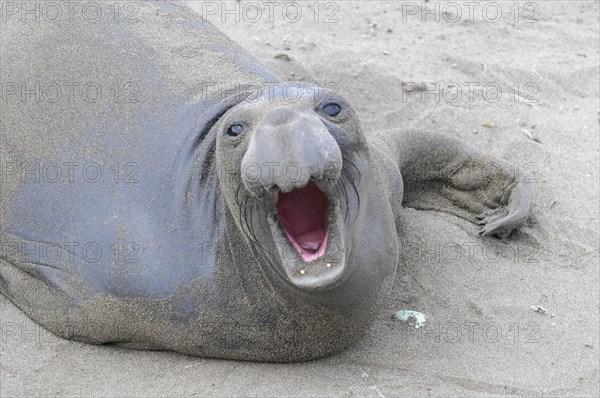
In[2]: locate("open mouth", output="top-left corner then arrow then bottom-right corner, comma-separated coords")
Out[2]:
265,180 -> 346,290
276,181 -> 329,262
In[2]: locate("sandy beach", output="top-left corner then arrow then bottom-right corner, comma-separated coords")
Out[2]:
1,1 -> 599,396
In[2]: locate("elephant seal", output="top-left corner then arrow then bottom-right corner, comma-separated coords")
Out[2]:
0,1 -> 531,362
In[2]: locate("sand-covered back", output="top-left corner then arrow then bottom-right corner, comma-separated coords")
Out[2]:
1,1 -> 598,396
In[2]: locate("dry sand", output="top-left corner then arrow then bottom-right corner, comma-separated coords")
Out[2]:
1,1 -> 599,396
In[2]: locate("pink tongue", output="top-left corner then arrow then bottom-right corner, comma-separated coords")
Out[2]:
277,182 -> 329,262
284,228 -> 329,262
296,229 -> 325,250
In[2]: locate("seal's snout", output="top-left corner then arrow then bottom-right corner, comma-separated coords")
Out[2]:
240,109 -> 342,195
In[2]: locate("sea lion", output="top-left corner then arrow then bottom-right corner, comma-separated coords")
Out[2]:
0,1 -> 531,362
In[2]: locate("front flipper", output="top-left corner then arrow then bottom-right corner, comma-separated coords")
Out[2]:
474,179 -> 531,238
384,130 -> 532,239
437,155 -> 532,239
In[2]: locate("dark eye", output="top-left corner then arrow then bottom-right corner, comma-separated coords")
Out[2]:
226,124 -> 245,137
322,103 -> 341,117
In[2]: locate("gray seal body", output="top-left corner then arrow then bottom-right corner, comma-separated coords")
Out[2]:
0,1 -> 531,361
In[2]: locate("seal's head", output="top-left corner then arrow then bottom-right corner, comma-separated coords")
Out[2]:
216,83 -> 371,291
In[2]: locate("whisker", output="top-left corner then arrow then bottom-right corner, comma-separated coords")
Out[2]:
343,157 -> 363,186
256,196 -> 272,239
338,142 -> 363,161
341,167 -> 359,200
338,177 -> 350,223
230,183 -> 296,301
